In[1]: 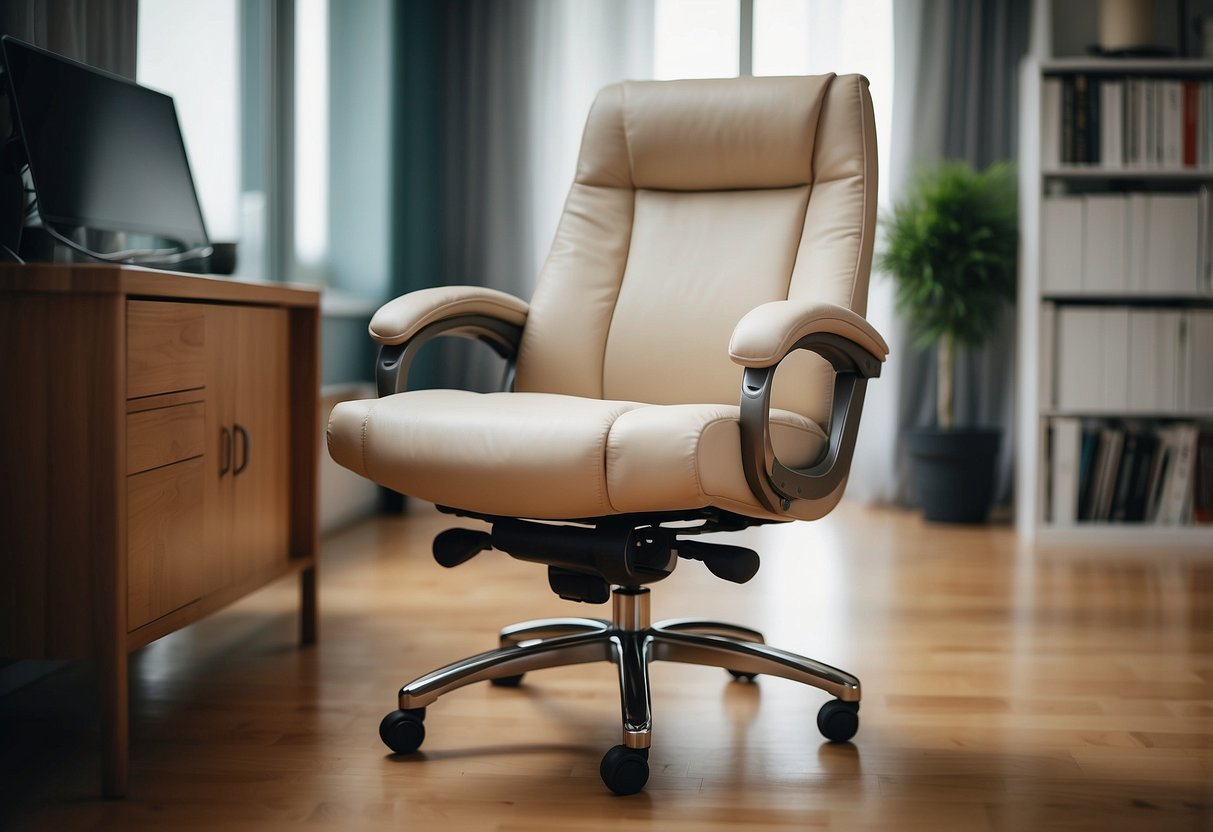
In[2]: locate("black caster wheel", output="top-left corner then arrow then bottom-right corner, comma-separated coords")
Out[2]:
490,674 -> 524,687
727,669 -> 758,682
380,707 -> 426,755
599,745 -> 650,795
817,699 -> 859,743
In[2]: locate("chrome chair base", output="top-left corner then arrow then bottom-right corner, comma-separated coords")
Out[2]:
395,586 -> 860,753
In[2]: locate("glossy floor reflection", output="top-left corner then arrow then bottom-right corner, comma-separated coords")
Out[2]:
2,501 -> 1211,830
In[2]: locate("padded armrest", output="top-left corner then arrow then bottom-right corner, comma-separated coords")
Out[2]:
729,300 -> 888,368
369,286 -> 530,346
733,300 -> 887,515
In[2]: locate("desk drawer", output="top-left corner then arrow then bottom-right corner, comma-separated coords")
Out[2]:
127,401 -> 206,475
127,457 -> 207,629
127,301 -> 207,399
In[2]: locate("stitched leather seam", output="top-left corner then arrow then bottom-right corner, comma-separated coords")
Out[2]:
693,415 -> 735,503
620,82 -> 638,188
849,74 -> 872,312
602,417 -> 619,514
359,401 -> 376,478
602,404 -> 640,514
598,189 -> 638,400
599,83 -> 640,400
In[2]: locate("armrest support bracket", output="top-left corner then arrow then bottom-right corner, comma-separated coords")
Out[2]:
376,315 -> 524,398
739,332 -> 882,513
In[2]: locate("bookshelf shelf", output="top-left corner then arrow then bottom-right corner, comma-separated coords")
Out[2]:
1040,58 -> 1213,75
1041,293 -> 1213,304
1016,44 -> 1213,545
1042,166 -> 1213,179
1035,524 -> 1213,548
1042,408 -> 1213,420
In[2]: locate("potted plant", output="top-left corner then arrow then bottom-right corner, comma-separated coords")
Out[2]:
879,161 -> 1018,523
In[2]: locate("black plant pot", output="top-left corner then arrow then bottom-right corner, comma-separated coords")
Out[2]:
905,428 -> 1001,524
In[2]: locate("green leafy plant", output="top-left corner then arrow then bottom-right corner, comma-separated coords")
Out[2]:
879,161 -> 1017,429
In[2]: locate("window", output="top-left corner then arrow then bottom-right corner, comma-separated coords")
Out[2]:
293,0 -> 328,276
137,0 -> 241,244
136,0 -> 335,284
654,0 -> 740,80
654,0 -> 893,206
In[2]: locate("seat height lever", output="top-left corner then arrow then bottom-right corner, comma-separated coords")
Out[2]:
674,539 -> 760,584
432,528 -> 493,568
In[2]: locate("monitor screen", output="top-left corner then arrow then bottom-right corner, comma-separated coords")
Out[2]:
1,36 -> 209,250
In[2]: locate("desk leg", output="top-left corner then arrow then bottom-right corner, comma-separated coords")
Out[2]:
101,647 -> 129,798
300,564 -> 318,646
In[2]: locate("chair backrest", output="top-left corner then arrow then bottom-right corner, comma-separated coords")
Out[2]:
514,74 -> 877,427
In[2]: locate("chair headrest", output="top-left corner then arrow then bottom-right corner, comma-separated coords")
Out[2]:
576,74 -> 855,192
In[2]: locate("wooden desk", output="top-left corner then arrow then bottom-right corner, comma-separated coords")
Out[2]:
0,264 -> 321,797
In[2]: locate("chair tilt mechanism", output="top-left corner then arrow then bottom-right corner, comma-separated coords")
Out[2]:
327,74 -> 888,795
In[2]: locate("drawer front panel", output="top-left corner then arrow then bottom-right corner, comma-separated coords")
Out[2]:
127,301 -> 207,399
127,458 -> 207,630
126,401 -> 206,475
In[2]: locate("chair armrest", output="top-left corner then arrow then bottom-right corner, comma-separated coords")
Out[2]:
730,300 -> 887,513
371,286 -> 529,397
729,299 -> 888,368
369,285 -> 529,346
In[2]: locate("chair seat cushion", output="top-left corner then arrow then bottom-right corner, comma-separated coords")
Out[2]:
327,390 -> 827,520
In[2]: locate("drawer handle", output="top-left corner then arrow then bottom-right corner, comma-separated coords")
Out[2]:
219,426 -> 232,476
234,424 -> 251,476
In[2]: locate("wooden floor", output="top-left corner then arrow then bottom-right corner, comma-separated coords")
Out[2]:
3,502 -> 1212,831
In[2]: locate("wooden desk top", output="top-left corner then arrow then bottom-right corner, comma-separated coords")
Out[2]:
0,263 -> 321,307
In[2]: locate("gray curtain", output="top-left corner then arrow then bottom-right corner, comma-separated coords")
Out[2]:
437,1 -> 541,393
392,0 -> 652,393
891,0 -> 1031,507
0,0 -> 138,78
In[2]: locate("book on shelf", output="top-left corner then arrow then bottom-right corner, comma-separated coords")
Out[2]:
1050,416 -> 1082,524
1041,196 -> 1084,293
1091,426 -> 1124,522
1083,194 -> 1128,292
1144,194 -> 1201,294
1043,73 -> 1212,169
1055,307 -> 1102,409
1075,427 -> 1099,521
1195,432 -> 1213,524
1110,427 -> 1157,522
1049,418 -> 1211,526
1188,310 -> 1213,412
1157,423 -> 1200,524
1160,80 -> 1183,168
1185,81 -> 1198,168
1102,79 -> 1123,168
1204,83 -> 1213,167
1043,78 -> 1062,167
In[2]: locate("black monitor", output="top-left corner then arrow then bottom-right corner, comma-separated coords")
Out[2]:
0,36 -> 210,257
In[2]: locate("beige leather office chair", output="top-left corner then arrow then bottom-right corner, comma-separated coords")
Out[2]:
328,74 -> 888,795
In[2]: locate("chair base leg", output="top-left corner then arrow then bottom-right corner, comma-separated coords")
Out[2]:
498,617 -> 610,646
396,588 -> 860,744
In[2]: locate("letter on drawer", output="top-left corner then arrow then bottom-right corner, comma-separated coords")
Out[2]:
127,402 -> 206,475
127,301 -> 206,399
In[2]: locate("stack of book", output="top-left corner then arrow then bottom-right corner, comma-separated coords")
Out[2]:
1048,418 -> 1213,525
1045,306 -> 1213,413
1040,190 -> 1209,295
1042,74 -> 1213,168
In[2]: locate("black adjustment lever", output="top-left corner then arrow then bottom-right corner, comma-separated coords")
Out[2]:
675,539 -> 760,584
432,528 -> 493,568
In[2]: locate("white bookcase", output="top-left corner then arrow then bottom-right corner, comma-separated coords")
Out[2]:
1016,49 -> 1213,547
